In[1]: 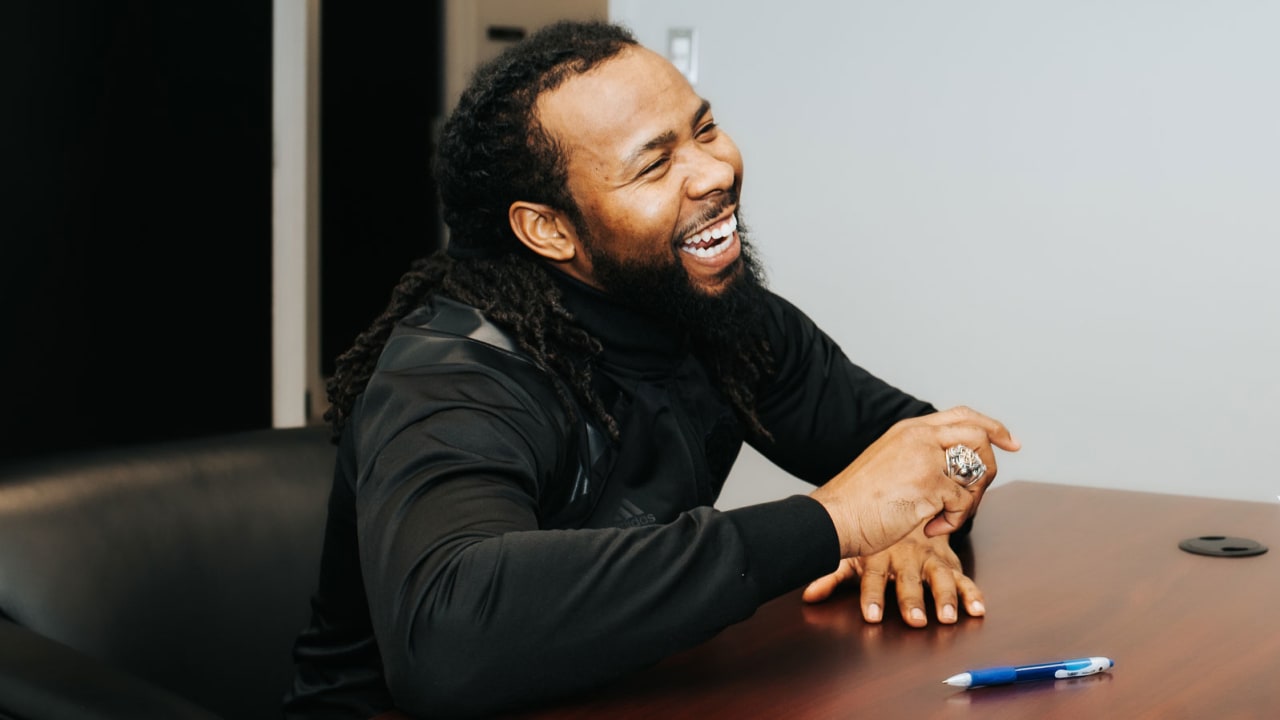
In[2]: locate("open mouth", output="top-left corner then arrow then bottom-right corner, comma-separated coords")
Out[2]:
679,214 -> 738,259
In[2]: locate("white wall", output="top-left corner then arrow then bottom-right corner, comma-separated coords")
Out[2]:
610,1 -> 1280,505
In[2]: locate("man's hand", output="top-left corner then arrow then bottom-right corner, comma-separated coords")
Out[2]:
801,527 -> 985,627
808,406 -> 1019,559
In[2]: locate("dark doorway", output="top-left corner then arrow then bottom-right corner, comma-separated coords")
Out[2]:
0,2 -> 445,461
318,2 -> 445,381
2,2 -> 274,460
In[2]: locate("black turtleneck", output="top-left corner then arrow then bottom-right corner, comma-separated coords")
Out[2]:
553,267 -> 690,371
285,280 -> 934,719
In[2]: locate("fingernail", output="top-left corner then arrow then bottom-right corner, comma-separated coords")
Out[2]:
867,603 -> 881,621
970,600 -> 985,614
910,608 -> 926,622
941,604 -> 956,622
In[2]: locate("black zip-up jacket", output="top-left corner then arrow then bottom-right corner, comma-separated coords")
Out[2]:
285,277 -> 935,718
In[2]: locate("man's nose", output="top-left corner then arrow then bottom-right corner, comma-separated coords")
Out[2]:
683,147 -> 736,199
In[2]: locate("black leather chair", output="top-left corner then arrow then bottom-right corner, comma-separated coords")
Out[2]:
0,425 -> 337,720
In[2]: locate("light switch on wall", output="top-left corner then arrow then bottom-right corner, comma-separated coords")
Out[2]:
667,27 -> 698,84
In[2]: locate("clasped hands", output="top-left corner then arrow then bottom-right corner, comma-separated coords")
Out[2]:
806,406 -> 1020,626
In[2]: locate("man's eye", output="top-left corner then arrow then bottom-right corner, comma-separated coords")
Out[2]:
641,158 -> 668,175
697,121 -> 719,137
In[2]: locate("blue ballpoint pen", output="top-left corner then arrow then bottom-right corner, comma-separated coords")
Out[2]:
942,656 -> 1114,689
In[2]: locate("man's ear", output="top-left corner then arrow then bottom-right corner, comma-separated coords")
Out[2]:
509,202 -> 577,262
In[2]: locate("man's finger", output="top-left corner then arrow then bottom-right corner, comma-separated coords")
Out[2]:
955,572 -> 987,617
858,558 -> 890,623
918,406 -> 1021,452
924,561 -> 960,624
923,480 -> 972,536
894,568 -> 927,628
802,558 -> 856,604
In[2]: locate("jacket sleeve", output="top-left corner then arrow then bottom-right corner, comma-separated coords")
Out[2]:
751,292 -> 937,484
748,294 -> 981,543
351,341 -> 839,717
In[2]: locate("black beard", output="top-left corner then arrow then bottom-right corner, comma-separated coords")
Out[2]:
584,215 -> 770,355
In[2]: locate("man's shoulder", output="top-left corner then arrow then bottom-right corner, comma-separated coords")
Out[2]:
371,295 -> 563,401
397,295 -> 520,353
375,296 -> 530,372
362,295 -> 570,428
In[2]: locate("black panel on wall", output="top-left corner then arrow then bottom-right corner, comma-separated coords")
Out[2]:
319,2 -> 444,380
1,2 -> 273,460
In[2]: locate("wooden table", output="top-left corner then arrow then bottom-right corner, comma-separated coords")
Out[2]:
505,481 -> 1280,719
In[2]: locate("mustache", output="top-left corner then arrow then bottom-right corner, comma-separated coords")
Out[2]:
674,188 -> 740,241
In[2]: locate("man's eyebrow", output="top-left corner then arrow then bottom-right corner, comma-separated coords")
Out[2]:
692,99 -> 711,124
625,130 -> 677,170
624,99 -> 714,171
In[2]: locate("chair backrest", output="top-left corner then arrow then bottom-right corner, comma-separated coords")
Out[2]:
0,425 -> 336,720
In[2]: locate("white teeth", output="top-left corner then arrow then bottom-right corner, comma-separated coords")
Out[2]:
683,215 -> 737,246
681,214 -> 738,259
690,244 -> 728,258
